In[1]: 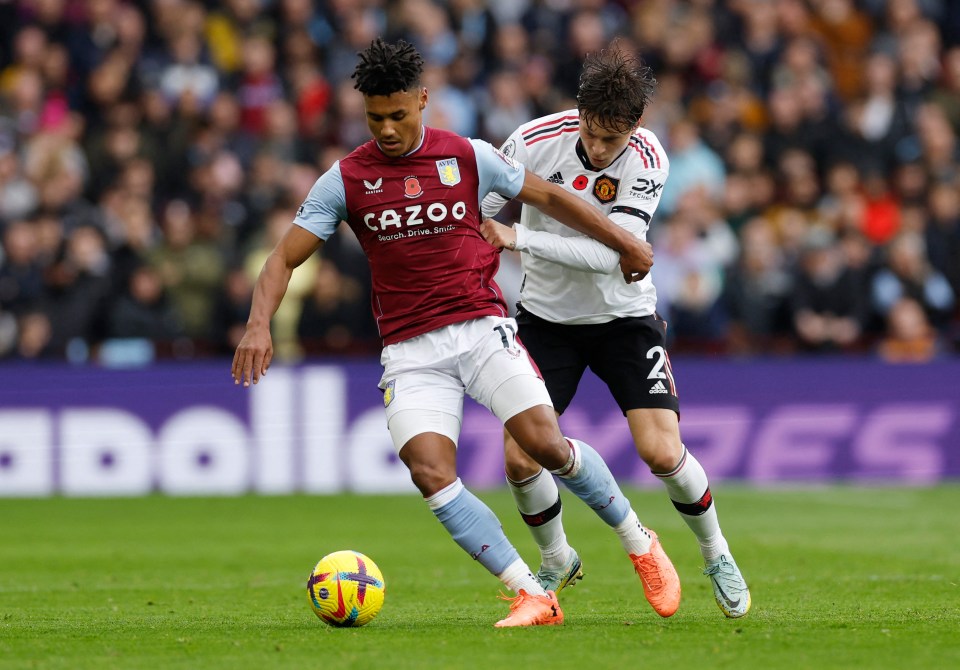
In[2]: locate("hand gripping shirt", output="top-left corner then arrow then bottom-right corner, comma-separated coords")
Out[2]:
482,110 -> 669,324
294,127 -> 526,345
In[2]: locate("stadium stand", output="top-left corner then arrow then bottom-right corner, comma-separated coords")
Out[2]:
0,0 -> 958,362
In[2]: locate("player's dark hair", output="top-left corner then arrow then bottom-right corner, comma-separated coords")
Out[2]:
577,43 -> 656,134
352,38 -> 425,96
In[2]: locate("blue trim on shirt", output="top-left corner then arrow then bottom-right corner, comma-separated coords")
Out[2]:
293,162 -> 345,241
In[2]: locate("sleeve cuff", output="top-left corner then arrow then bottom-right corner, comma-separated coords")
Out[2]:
514,224 -> 530,251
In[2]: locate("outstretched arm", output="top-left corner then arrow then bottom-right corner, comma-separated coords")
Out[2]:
481,219 -> 627,273
232,225 -> 323,387
513,171 -> 653,282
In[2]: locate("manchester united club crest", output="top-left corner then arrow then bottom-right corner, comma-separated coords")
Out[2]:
404,176 -> 423,198
592,174 -> 619,204
436,158 -> 461,186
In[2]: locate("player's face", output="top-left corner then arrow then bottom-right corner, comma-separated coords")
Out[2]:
579,115 -> 635,169
364,88 -> 428,157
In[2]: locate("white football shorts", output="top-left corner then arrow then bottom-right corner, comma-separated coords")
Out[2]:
378,315 -> 553,451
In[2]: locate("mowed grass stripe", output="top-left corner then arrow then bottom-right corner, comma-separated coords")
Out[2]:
1,486 -> 958,669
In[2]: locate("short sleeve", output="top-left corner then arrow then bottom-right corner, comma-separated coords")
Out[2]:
293,162 -> 347,241
471,139 -> 526,206
480,131 -> 528,218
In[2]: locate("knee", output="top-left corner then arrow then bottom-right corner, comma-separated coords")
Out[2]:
407,460 -> 456,497
639,436 -> 684,474
504,406 -> 569,471
504,430 -> 544,481
516,431 -> 569,472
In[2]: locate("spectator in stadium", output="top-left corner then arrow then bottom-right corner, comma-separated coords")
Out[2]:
148,199 -> 225,343
658,117 -> 725,217
652,208 -> 733,347
0,218 -> 45,316
158,30 -> 220,111
871,230 -> 956,332
876,295 -> 943,363
0,132 -> 38,221
106,263 -> 183,343
929,45 -> 960,134
481,44 -> 751,619
924,180 -> 960,298
232,38 -> 665,628
234,34 -> 285,137
13,310 -> 54,359
809,0 -> 874,103
790,227 -> 868,352
1,0 -> 960,360
479,68 -> 532,147
914,102 -> 959,182
723,216 -> 795,354
296,260 -> 377,355
41,223 -> 113,357
850,50 -> 914,174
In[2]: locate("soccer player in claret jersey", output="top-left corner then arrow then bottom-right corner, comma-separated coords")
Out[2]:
232,38 -> 672,627
481,43 -> 752,618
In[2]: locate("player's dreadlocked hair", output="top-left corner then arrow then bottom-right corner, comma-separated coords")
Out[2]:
577,42 -> 656,134
352,38 -> 425,96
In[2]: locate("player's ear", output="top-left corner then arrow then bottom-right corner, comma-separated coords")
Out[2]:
418,87 -> 428,110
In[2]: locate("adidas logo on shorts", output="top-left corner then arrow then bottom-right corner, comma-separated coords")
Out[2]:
649,380 -> 669,394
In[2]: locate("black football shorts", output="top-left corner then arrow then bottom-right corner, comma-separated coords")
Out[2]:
516,306 -> 680,416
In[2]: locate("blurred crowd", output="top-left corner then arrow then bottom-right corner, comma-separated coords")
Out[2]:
0,0 -> 959,365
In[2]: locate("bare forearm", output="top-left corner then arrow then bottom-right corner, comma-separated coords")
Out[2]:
247,251 -> 294,329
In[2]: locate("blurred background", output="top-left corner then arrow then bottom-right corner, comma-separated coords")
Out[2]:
0,0 -> 958,365
1,1 -> 959,498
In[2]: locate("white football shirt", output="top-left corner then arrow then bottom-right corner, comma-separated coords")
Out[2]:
482,109 -> 669,324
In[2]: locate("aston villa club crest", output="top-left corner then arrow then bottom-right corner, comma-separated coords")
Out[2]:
592,174 -> 619,204
383,379 -> 396,407
436,158 -> 461,186
404,176 -> 423,198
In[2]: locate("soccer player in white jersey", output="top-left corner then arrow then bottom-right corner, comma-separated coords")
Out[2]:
232,38 -> 677,627
481,44 -> 752,618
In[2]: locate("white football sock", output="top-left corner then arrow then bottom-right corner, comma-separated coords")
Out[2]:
613,508 -> 653,556
507,469 -> 572,570
656,446 -> 729,562
497,558 -> 547,596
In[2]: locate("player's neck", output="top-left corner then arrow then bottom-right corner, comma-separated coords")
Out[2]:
376,126 -> 426,158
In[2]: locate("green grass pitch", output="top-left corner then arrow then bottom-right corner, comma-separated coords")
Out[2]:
2,485 -> 959,669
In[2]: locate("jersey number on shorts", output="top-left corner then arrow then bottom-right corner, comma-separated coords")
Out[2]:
646,345 -> 667,379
